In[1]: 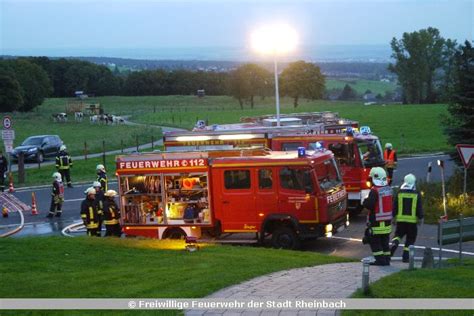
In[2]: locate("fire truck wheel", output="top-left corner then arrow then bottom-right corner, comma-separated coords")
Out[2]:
271,227 -> 300,250
163,228 -> 186,240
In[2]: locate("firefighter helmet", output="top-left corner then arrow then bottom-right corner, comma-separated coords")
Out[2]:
104,190 -> 117,197
84,187 -> 96,196
52,172 -> 62,181
369,167 -> 387,187
60,145 -> 67,151
96,164 -> 105,171
385,143 -> 393,149
401,173 -> 416,190
92,181 -> 101,188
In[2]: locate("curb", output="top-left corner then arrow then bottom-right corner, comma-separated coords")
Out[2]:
14,180 -> 119,192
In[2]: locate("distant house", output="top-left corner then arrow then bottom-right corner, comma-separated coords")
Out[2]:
363,93 -> 377,101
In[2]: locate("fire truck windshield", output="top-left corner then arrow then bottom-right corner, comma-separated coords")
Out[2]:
357,139 -> 384,167
315,158 -> 343,192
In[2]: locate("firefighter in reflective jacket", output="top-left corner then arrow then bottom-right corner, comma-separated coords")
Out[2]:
391,174 -> 424,262
47,172 -> 64,218
93,181 -> 105,233
363,167 -> 393,266
56,145 -> 73,188
96,164 -> 108,192
81,187 -> 100,237
384,143 -> 397,185
103,190 -> 122,237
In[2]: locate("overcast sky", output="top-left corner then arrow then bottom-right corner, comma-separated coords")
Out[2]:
0,0 -> 472,54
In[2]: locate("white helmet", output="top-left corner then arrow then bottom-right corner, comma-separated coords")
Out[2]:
385,143 -> 393,149
369,167 -> 388,187
96,164 -> 105,171
52,172 -> 62,181
194,120 -> 206,130
104,190 -> 118,197
60,145 -> 67,151
92,181 -> 101,188
84,187 -> 96,196
401,174 -> 416,190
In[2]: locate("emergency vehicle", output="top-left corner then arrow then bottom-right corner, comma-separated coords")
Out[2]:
164,121 -> 384,212
115,149 -> 348,249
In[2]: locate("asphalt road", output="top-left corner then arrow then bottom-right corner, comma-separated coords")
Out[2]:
1,153 -> 470,261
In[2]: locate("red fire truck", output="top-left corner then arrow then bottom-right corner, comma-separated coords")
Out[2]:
164,125 -> 384,213
115,149 -> 348,249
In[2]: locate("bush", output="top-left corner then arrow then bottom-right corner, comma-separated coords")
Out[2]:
418,172 -> 474,224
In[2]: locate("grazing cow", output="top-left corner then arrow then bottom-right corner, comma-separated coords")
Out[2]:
52,113 -> 67,123
74,111 -> 84,122
90,115 -> 99,124
112,115 -> 125,125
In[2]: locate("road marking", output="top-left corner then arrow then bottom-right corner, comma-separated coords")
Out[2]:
329,235 -> 474,256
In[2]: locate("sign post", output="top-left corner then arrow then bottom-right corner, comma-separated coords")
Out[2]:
456,144 -> 474,194
2,116 -> 14,173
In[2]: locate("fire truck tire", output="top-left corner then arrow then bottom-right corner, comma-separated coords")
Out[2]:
271,227 -> 301,250
162,228 -> 187,240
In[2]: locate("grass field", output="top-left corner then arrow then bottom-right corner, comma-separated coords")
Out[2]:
326,78 -> 397,95
342,259 -> 474,316
13,155 -> 118,187
8,94 -> 449,157
0,237 -> 349,315
9,102 -> 162,157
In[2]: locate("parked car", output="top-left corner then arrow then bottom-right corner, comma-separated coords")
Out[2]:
12,135 -> 63,163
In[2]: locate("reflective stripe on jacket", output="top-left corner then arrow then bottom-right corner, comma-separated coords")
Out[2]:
396,192 -> 419,223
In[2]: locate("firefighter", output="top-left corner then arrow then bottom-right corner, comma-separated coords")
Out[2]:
47,172 -> 64,218
56,145 -> 73,188
96,164 -> 108,192
384,143 -> 397,185
81,187 -> 100,237
391,174 -> 424,262
363,167 -> 393,266
93,181 -> 105,234
0,150 -> 7,192
103,190 -> 122,237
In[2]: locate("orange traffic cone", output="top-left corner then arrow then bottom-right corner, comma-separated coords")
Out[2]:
8,173 -> 14,193
31,192 -> 39,215
2,206 -> 8,218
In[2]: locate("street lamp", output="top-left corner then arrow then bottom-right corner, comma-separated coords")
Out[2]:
251,24 -> 297,127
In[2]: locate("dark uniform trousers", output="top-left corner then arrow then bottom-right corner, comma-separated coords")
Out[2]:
105,224 -> 122,237
392,222 -> 417,261
59,169 -> 72,186
370,233 -> 391,260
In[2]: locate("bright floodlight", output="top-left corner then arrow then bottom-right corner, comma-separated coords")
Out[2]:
251,24 -> 297,55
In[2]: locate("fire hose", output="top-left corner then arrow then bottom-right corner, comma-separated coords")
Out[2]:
0,208 -> 24,238
61,221 -> 86,237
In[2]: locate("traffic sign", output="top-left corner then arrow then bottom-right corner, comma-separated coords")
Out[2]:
456,144 -> 474,168
4,140 -> 13,153
2,116 -> 12,129
1,129 -> 15,140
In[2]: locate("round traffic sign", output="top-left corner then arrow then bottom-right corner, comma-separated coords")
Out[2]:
3,116 -> 12,129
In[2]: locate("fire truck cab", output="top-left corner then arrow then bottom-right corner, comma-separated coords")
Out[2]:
115,149 -> 348,249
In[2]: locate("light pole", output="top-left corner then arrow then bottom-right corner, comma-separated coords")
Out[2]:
252,24 -> 297,127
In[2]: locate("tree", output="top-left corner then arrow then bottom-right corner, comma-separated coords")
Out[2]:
228,64 -> 270,109
280,61 -> 325,107
443,41 -> 474,166
339,84 -> 357,100
389,27 -> 451,104
0,59 -> 52,112
0,70 -> 23,112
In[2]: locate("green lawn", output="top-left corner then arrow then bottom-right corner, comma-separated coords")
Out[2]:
129,96 -> 449,154
9,101 -> 162,157
326,79 -> 397,95
13,155 -> 118,187
9,95 -> 449,157
343,260 -> 474,316
0,237 -> 349,315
